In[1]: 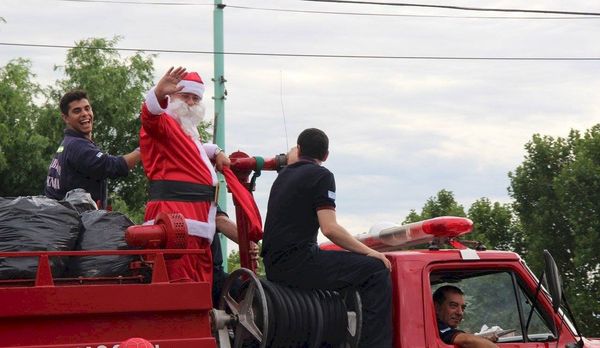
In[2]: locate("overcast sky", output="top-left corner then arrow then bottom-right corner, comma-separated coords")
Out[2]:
2,0 -> 600,245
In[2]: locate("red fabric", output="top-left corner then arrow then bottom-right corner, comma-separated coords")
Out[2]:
140,103 -> 215,185
140,103 -> 216,283
222,166 -> 263,242
182,71 -> 204,84
166,236 -> 213,284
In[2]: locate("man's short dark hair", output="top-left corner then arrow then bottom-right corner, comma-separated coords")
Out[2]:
60,90 -> 89,115
433,285 -> 464,306
297,128 -> 328,161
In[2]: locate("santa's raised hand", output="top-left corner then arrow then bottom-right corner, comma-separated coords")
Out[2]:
154,66 -> 187,102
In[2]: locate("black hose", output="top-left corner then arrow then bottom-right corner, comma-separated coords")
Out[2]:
258,280 -> 350,348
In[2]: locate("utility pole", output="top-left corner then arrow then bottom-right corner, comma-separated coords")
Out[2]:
213,0 -> 228,270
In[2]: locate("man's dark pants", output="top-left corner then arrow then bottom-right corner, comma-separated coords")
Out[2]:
265,245 -> 392,348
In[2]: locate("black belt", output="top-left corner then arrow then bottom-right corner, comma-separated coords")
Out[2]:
149,180 -> 217,202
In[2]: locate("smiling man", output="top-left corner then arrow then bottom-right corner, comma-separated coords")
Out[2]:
44,90 -> 140,208
434,285 -> 499,348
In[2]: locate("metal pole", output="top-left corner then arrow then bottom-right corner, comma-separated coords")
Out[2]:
213,0 -> 228,270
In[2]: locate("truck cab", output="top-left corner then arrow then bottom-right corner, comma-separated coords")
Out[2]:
390,248 -> 574,347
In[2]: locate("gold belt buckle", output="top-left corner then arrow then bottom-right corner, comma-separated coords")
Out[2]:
214,181 -> 220,203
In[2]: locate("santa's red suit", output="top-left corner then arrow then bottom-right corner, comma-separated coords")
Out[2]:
139,86 -> 219,283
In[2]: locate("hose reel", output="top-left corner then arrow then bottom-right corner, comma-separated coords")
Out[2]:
212,268 -> 362,348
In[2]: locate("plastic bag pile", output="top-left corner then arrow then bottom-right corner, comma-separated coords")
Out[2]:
0,189 -> 138,280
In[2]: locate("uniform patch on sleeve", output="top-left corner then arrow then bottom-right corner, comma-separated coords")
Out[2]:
96,152 -> 104,158
328,190 -> 336,200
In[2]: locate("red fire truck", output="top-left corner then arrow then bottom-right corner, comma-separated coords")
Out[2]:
0,152 -> 598,348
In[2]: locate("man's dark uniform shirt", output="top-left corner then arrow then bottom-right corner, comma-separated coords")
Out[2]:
262,157 -> 392,348
262,156 -> 393,347
437,319 -> 464,344
44,129 -> 128,207
261,157 -> 336,266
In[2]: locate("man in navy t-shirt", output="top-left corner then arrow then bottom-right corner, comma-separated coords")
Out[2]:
44,90 -> 140,208
262,128 -> 393,347
434,285 -> 499,347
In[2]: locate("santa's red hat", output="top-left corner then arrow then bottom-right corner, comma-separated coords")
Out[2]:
177,72 -> 205,98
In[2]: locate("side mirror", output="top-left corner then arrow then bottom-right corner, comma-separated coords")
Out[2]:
543,250 -> 562,313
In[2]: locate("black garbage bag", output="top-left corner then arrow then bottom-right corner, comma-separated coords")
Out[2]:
66,210 -> 137,278
61,188 -> 98,213
0,196 -> 81,280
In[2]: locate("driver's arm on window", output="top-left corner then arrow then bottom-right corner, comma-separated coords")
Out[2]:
453,332 -> 499,348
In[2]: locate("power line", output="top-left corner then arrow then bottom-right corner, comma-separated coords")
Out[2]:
227,5 -> 600,19
58,0 -> 212,5
47,0 -> 600,19
2,42 -> 600,61
301,0 -> 600,16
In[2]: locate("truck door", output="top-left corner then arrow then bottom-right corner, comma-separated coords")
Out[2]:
424,264 -> 564,347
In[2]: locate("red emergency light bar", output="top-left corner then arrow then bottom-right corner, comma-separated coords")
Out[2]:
321,216 -> 473,252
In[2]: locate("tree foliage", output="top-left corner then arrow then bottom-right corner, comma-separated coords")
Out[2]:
468,198 -> 525,254
227,244 -> 265,277
509,128 -> 600,335
403,190 -> 522,251
0,59 -> 51,196
403,189 -> 466,224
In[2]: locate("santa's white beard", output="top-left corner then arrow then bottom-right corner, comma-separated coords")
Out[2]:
166,98 -> 206,140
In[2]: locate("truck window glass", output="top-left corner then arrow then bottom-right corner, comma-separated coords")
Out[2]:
515,277 -> 557,341
431,270 -> 555,343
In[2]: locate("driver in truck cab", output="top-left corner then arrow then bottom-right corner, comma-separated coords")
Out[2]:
434,285 -> 499,348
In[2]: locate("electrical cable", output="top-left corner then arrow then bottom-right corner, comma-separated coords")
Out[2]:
301,0 -> 600,16
2,42 -> 600,61
227,4 -> 600,19
42,0 -> 600,19
279,71 -> 289,152
58,0 -> 212,5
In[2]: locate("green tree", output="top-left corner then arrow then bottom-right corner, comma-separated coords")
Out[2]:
509,129 -> 600,335
468,198 -> 525,254
509,134 -> 574,275
551,127 -> 600,334
403,189 -> 466,224
0,59 -> 51,196
38,37 -> 155,219
227,243 -> 265,277
403,209 -> 422,224
404,190 -> 524,253
227,250 -> 241,272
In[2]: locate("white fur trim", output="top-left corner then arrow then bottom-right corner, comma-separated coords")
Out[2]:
203,143 -> 218,159
143,204 -> 217,243
177,80 -> 205,98
145,87 -> 166,115
194,140 -> 218,185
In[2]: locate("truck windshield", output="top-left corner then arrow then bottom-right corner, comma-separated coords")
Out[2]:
520,260 -> 578,335
431,270 -> 556,343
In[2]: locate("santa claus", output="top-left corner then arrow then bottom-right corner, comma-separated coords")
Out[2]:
139,66 -> 230,283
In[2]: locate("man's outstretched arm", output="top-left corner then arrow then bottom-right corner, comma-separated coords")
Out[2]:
453,332 -> 498,348
317,209 -> 391,270
122,148 -> 141,169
